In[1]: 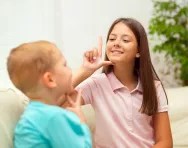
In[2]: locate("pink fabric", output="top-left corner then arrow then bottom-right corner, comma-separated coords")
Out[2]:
76,72 -> 168,148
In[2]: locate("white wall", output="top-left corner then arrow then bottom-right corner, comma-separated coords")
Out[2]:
0,0 -> 60,89
61,0 -> 179,87
62,0 -> 153,71
0,0 -> 179,89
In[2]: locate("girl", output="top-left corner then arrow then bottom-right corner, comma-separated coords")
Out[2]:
70,18 -> 173,148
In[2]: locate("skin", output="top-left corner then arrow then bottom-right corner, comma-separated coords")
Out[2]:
31,50 -> 86,123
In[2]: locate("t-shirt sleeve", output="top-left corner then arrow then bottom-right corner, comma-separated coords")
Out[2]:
75,77 -> 97,105
46,110 -> 92,148
156,82 -> 168,112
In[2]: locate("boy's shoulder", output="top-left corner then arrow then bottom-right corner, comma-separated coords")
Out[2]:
32,102 -> 73,117
38,104 -> 80,126
24,102 -> 74,121
46,105 -> 78,120
19,102 -> 79,129
14,103 -> 82,146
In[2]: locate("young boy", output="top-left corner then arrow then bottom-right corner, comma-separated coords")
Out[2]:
7,41 -> 92,148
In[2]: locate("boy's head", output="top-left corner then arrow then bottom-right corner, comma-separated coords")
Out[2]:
7,41 -> 73,100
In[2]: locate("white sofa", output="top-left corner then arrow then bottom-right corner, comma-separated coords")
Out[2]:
0,87 -> 188,148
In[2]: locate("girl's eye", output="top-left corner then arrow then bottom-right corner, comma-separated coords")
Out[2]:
123,40 -> 129,43
109,38 -> 115,41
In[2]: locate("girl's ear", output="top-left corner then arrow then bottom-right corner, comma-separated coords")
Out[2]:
136,53 -> 140,58
41,72 -> 57,88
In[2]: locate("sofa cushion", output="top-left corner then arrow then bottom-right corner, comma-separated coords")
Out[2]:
167,87 -> 188,147
0,89 -> 28,148
1,87 -> 187,148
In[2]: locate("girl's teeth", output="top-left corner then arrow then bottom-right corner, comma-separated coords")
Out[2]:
113,51 -> 122,54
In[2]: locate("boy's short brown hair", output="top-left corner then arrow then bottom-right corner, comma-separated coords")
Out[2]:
7,41 -> 60,94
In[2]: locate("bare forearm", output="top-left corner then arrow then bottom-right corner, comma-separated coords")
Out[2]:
153,141 -> 173,148
72,66 -> 95,88
77,112 -> 86,124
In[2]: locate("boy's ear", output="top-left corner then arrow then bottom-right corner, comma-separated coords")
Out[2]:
41,72 -> 57,88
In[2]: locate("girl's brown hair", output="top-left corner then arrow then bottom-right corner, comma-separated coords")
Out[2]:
102,18 -> 167,115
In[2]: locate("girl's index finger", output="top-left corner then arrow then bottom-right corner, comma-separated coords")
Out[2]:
98,36 -> 103,57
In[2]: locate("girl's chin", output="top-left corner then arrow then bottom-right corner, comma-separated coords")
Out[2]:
108,58 -> 121,64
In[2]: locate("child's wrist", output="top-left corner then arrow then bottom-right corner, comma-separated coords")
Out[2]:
77,112 -> 86,123
79,66 -> 95,76
80,117 -> 86,124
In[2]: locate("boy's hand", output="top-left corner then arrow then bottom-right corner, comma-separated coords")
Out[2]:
66,90 -> 86,123
56,94 -> 67,107
82,36 -> 113,72
57,91 -> 80,108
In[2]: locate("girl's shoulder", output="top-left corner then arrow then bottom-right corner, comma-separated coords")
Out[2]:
90,72 -> 108,81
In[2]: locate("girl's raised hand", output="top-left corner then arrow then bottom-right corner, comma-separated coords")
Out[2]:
82,36 -> 113,71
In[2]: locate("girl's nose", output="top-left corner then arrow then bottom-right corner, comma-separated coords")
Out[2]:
113,39 -> 120,47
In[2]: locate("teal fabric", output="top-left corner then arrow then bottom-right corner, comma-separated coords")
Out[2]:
14,101 -> 92,148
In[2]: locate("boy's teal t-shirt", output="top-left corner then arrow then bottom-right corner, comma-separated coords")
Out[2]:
14,101 -> 92,148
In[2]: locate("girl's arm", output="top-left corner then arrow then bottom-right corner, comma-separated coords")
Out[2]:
60,37 -> 113,107
72,66 -> 95,89
72,37 -> 112,103
72,36 -> 112,88
153,112 -> 173,148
